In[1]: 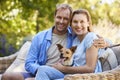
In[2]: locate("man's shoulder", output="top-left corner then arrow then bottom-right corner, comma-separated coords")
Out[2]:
31,28 -> 51,41
36,28 -> 51,36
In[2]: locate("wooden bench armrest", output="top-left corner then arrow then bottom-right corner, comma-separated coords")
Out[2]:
0,52 -> 18,73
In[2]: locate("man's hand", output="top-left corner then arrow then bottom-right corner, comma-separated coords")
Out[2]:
93,35 -> 109,48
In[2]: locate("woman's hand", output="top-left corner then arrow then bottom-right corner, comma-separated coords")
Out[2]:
93,35 -> 109,48
51,63 -> 66,73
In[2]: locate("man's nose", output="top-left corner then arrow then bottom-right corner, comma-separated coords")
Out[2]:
60,18 -> 64,23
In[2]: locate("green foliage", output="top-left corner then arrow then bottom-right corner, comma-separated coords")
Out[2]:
62,0 -> 120,25
0,0 -> 61,56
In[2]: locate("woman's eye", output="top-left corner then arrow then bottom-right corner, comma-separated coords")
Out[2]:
81,20 -> 84,23
73,20 -> 78,23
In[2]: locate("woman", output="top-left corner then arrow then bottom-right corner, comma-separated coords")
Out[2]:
70,9 -> 102,73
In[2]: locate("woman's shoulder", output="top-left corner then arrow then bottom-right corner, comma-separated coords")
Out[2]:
85,32 -> 98,39
83,32 -> 97,48
87,32 -> 96,36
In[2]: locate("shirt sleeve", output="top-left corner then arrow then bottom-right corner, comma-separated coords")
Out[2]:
84,32 -> 98,49
25,34 -> 40,75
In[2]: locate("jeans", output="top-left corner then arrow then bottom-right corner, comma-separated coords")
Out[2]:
35,66 -> 65,80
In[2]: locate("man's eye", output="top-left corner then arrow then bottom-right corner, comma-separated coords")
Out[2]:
64,18 -> 69,21
57,16 -> 61,19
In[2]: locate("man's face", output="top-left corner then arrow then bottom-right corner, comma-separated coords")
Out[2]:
54,9 -> 71,35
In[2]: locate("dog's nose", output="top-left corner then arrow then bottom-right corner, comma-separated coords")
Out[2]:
60,54 -> 64,58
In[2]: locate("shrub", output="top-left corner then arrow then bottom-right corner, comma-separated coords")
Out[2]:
0,34 -> 17,57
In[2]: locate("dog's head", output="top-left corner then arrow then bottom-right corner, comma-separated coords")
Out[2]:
56,44 -> 77,66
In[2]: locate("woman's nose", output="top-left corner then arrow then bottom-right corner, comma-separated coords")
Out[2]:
77,22 -> 81,27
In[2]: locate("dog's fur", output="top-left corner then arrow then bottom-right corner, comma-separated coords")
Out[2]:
56,44 -> 77,66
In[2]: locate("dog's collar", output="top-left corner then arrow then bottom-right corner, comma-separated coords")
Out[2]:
62,61 -> 74,66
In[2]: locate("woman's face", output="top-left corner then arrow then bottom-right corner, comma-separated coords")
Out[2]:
71,13 -> 89,36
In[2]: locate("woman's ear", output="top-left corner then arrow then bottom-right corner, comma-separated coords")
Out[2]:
87,22 -> 90,31
87,21 -> 90,27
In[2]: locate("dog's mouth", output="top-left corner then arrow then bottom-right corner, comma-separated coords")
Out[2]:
59,57 -> 68,64
60,57 -> 68,61
60,54 -> 68,61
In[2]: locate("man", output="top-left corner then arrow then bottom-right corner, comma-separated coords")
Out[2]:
1,4 -> 109,80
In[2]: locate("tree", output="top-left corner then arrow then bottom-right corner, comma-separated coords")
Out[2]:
0,0 -> 62,56
0,0 -> 120,56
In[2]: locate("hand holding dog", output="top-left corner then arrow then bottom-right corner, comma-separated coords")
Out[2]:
51,63 -> 67,73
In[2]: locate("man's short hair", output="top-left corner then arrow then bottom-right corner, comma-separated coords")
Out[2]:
55,4 -> 72,18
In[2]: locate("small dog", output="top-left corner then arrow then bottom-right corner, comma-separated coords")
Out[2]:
56,44 -> 77,66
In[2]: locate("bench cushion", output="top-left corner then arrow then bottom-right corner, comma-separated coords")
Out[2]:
99,48 -> 118,71
5,41 -> 31,72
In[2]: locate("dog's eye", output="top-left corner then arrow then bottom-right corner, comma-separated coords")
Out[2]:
66,51 -> 69,54
60,50 -> 62,52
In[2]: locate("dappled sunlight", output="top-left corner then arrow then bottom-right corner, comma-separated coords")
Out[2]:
93,19 -> 120,44
0,0 -> 120,57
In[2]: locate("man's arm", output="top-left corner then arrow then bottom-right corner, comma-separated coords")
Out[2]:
25,36 -> 40,75
93,35 -> 111,48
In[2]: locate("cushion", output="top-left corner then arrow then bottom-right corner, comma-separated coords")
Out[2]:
99,48 -> 118,71
111,46 -> 120,65
5,41 -> 31,72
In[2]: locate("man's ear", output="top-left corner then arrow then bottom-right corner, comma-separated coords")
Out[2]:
56,44 -> 63,50
70,46 -> 77,53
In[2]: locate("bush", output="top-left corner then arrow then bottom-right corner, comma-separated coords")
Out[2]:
0,34 -> 17,57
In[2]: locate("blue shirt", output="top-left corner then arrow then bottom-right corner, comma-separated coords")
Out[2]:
25,26 -> 74,75
72,32 -> 102,73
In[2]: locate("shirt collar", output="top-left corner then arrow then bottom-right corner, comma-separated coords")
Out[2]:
45,26 -> 72,40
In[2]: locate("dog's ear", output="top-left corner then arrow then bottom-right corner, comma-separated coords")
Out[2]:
56,44 -> 63,50
70,46 -> 77,53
